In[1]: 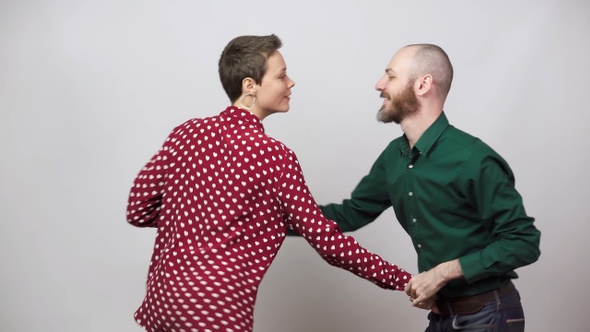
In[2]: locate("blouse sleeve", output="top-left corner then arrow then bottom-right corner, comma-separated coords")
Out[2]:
276,148 -> 412,291
126,135 -> 173,228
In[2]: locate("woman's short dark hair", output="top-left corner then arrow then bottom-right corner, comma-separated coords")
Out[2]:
218,34 -> 282,103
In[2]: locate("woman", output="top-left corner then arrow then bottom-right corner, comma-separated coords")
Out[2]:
127,34 -> 412,332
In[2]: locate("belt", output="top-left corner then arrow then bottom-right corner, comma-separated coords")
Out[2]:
435,281 -> 515,317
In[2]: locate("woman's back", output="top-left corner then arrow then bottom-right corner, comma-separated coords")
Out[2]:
129,106 -> 296,331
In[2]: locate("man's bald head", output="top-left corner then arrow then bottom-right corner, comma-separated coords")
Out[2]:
404,44 -> 454,100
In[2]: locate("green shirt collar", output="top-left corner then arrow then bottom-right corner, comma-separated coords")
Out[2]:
400,112 -> 450,157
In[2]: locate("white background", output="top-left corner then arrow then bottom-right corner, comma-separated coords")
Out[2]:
1,1 -> 589,331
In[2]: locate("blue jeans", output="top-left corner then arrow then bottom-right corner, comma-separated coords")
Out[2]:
425,289 -> 525,332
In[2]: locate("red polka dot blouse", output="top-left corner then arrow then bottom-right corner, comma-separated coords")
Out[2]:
127,106 -> 411,332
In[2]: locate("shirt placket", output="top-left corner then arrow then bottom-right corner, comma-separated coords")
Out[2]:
405,150 -> 425,271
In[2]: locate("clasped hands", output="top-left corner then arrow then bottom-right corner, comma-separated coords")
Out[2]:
404,268 -> 444,314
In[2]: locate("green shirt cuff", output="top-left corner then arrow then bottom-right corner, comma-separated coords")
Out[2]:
458,252 -> 485,284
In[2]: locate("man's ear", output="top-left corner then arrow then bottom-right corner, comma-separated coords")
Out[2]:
415,74 -> 433,96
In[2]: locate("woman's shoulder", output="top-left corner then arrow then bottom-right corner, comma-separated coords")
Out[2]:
255,135 -> 295,158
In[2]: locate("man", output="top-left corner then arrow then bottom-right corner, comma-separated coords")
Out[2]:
316,44 -> 541,331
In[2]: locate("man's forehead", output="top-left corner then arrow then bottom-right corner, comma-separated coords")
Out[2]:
385,57 -> 401,74
386,49 -> 414,73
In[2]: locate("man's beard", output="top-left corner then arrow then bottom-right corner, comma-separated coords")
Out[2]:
377,81 -> 420,124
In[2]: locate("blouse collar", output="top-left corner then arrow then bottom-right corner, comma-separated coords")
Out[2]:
221,106 -> 265,132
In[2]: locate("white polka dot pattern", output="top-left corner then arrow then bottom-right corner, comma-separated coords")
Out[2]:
127,106 -> 411,332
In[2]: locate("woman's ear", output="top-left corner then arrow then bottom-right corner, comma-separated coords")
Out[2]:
241,77 -> 256,95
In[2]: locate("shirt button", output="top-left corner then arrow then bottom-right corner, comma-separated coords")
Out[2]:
412,218 -> 417,223
408,192 -> 413,196
408,164 -> 414,169
417,244 -> 422,249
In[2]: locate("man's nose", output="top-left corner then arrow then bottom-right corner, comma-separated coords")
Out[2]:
375,76 -> 386,91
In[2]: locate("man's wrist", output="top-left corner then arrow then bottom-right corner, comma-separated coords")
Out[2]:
436,259 -> 464,285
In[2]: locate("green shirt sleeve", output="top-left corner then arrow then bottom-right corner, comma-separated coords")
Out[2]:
458,146 -> 541,283
320,148 -> 393,232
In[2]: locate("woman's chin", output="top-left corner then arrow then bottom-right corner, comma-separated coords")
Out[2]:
275,106 -> 290,113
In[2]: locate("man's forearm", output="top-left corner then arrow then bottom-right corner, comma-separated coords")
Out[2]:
435,259 -> 464,284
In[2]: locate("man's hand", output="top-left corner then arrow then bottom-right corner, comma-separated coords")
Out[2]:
405,269 -> 445,305
408,294 -> 439,313
405,259 -> 463,307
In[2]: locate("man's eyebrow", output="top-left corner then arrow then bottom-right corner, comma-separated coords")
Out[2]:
385,68 -> 396,75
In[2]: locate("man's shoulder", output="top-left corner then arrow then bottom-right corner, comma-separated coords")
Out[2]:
446,125 -> 479,141
444,126 -> 507,165
445,125 -> 492,151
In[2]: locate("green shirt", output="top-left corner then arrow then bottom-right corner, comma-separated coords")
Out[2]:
321,112 -> 541,298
